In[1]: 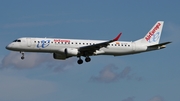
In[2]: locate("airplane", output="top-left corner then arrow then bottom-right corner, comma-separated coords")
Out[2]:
6,21 -> 171,64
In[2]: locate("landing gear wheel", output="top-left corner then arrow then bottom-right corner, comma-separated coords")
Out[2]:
77,59 -> 83,64
85,57 -> 91,62
20,51 -> 25,60
21,56 -> 25,60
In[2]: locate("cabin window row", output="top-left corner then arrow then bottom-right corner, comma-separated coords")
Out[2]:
34,41 -> 130,47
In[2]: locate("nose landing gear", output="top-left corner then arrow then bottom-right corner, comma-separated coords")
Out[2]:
20,51 -> 25,60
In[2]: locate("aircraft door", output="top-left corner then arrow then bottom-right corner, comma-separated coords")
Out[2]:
132,42 -> 136,52
26,38 -> 31,47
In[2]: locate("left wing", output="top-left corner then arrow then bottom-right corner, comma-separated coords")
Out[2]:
78,33 -> 122,55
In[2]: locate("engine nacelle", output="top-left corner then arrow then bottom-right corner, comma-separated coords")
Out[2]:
64,48 -> 79,56
53,48 -> 79,60
53,53 -> 67,60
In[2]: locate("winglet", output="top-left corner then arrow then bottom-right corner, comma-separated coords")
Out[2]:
113,33 -> 122,41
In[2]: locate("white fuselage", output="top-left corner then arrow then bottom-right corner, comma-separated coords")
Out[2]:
6,37 -> 147,56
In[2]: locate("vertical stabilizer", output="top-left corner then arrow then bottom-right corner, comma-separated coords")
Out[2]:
134,21 -> 164,46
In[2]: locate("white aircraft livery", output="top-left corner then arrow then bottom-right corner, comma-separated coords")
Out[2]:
6,21 -> 171,64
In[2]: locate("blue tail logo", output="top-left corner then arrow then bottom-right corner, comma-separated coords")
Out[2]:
148,32 -> 160,43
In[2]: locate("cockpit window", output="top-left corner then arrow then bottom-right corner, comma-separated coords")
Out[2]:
13,40 -> 21,42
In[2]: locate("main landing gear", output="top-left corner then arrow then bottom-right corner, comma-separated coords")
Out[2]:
20,51 -> 25,60
77,56 -> 91,64
77,58 -> 83,64
85,56 -> 91,62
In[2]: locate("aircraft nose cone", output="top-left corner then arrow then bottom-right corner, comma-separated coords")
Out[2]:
6,44 -> 13,50
6,45 -> 10,50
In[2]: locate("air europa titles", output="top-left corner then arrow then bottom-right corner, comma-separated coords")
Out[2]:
54,39 -> 70,43
145,23 -> 161,41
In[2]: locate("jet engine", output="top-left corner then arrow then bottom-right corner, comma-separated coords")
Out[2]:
53,48 -> 79,60
64,48 -> 79,56
53,53 -> 67,60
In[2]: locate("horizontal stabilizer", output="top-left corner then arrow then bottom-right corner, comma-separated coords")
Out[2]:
148,42 -> 171,49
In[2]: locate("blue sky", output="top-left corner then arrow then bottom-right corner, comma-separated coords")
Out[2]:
0,0 -> 180,101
